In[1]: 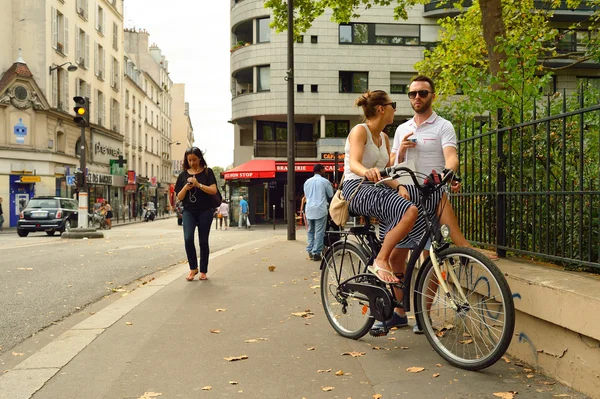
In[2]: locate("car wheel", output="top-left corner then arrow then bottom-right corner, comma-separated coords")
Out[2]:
61,220 -> 71,235
46,230 -> 56,236
17,229 -> 29,237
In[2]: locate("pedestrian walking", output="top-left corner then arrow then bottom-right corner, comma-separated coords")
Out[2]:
104,201 -> 113,229
0,197 -> 4,231
175,147 -> 219,281
303,164 -> 333,261
217,199 -> 229,230
238,196 -> 251,229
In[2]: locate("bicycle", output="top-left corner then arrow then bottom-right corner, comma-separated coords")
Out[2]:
320,165 -> 515,371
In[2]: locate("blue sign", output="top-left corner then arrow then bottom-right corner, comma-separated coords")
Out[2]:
66,176 -> 76,186
14,118 -> 27,144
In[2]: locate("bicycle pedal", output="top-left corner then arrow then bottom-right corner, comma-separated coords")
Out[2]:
369,326 -> 389,337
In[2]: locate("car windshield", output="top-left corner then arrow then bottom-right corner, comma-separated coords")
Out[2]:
26,199 -> 58,209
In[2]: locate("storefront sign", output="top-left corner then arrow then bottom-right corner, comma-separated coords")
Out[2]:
87,172 -> 113,185
224,172 -> 264,179
275,163 -> 342,173
150,176 -> 157,187
321,152 -> 345,160
93,136 -> 123,164
20,175 -> 41,183
127,170 -> 136,184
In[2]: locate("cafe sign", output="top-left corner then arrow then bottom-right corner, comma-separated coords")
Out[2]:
87,172 -> 114,185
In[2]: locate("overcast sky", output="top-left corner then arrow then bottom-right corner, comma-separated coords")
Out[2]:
124,0 -> 234,169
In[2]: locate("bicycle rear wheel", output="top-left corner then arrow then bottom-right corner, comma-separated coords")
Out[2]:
321,242 -> 374,339
414,247 -> 515,371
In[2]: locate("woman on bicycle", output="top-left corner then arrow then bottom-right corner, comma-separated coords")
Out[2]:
343,90 -> 421,286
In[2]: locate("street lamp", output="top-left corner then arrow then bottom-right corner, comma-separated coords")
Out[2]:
169,140 -> 181,145
49,62 -> 78,75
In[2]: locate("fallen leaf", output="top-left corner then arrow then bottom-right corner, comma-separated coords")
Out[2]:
229,381 -> 238,385
215,308 -> 227,312
433,373 -> 440,378
493,392 -> 518,399
335,370 -> 345,376
138,393 -> 162,399
309,285 -> 320,289
502,356 -> 511,363
245,339 -> 258,343
553,395 -> 571,398
374,395 -> 383,399
524,368 -> 533,372
201,386 -> 212,391
126,322 -> 133,325
527,374 -> 534,378
317,369 -> 332,373
210,329 -> 220,334
291,311 -> 314,318
16,268 -> 33,271
224,355 -> 249,362
406,367 -> 425,373
436,364 -> 443,367
388,337 -> 396,341
342,351 -> 365,357
542,381 -> 556,386
259,337 -> 269,341
322,386 -> 334,392
268,266 -> 276,272
12,352 -> 24,357
307,347 -> 315,351
400,346 -> 409,350
459,339 -> 473,344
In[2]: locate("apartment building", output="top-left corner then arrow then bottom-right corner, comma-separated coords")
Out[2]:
171,83 -> 195,180
228,0 -> 599,224
123,29 -> 175,214
0,0 -> 126,227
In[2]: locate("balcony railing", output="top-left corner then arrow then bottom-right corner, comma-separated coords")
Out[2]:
254,141 -> 317,158
424,0 -> 596,16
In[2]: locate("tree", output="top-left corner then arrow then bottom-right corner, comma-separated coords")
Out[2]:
211,166 -> 225,191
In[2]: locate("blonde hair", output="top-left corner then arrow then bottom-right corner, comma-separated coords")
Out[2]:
355,90 -> 389,121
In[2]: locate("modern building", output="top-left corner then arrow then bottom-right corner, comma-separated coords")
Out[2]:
228,0 -> 599,224
171,83 -> 195,185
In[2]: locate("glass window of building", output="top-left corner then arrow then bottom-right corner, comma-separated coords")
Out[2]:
257,18 -> 271,43
258,66 -> 270,91
390,72 -> 413,94
339,71 -> 368,93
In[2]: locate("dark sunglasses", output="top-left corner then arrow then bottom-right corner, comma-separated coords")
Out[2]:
407,90 -> 433,99
186,147 -> 199,153
383,102 -> 397,110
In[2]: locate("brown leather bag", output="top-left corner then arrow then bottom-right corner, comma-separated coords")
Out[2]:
328,176 -> 362,227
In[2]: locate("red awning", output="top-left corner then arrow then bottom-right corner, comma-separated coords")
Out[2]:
223,159 -> 276,180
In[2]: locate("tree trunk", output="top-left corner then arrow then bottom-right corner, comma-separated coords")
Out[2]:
478,0 -> 506,90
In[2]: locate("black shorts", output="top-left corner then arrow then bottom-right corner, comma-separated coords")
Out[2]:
106,211 -> 113,218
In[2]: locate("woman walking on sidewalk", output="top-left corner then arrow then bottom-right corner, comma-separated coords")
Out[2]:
175,147 -> 219,281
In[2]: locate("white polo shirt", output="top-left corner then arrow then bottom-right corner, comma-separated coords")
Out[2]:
391,112 -> 457,178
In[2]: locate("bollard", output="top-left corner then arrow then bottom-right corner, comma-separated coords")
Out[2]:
273,204 -> 276,230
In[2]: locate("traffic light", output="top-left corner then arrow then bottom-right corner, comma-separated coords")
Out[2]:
74,170 -> 85,188
73,96 -> 89,127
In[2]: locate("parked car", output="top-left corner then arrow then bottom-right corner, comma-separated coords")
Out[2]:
17,196 -> 79,237
176,202 -> 184,226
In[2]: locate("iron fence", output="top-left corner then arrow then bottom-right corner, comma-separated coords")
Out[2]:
453,92 -> 600,269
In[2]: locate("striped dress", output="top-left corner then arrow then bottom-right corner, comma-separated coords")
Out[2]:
342,124 -> 441,246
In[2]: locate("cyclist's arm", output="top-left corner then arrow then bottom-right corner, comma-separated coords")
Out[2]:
442,146 -> 459,173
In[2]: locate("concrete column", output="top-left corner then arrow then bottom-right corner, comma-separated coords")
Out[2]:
320,115 -> 326,138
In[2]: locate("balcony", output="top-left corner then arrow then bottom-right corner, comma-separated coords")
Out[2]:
423,0 -> 596,20
254,141 -> 317,158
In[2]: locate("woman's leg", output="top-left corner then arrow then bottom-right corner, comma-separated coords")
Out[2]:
389,247 -> 410,316
224,216 -> 228,229
197,209 -> 214,278
182,210 -> 199,280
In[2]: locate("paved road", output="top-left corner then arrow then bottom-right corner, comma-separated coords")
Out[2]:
0,218 -> 284,353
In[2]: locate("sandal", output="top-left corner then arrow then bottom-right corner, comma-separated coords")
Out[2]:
199,273 -> 208,280
186,269 -> 199,281
367,261 -> 400,283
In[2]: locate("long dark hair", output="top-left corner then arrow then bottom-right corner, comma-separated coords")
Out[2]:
183,147 -> 207,170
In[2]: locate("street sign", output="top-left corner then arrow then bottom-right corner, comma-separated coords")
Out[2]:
20,176 -> 41,183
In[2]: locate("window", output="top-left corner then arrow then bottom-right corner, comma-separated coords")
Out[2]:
258,66 -> 270,91
76,0 -> 88,19
339,23 -> 420,46
96,5 -> 105,34
339,71 -> 368,93
51,68 -> 69,111
296,35 -> 304,43
257,121 -> 314,142
311,35 -> 318,43
111,57 -> 119,90
125,90 -> 130,108
311,84 -> 318,93
112,22 -> 118,50
94,42 -> 105,79
390,72 -> 413,94
110,99 -> 120,132
75,27 -> 89,68
297,84 -> 304,92
96,90 -> 105,126
577,77 -> 600,90
324,120 -> 350,138
257,18 -> 271,43
51,7 -> 69,55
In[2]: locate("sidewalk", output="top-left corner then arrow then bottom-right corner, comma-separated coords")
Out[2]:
0,235 -> 592,399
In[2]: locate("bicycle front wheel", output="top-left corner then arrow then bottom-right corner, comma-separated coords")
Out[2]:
321,242 -> 374,339
414,247 -> 515,371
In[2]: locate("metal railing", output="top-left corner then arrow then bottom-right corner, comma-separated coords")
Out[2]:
452,93 -> 600,269
424,0 -> 596,13
254,141 -> 317,158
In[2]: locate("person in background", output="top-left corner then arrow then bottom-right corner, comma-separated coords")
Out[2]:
303,164 -> 333,261
238,196 -> 251,229
0,197 -> 4,231
104,201 -> 113,229
175,147 -> 219,281
217,199 -> 229,230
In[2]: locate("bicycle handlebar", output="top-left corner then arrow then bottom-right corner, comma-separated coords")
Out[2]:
378,165 -> 457,193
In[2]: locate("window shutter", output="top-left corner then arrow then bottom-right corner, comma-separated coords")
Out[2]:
85,33 -> 90,67
51,7 -> 58,49
75,26 -> 80,61
101,9 -> 105,34
51,69 -> 58,108
62,70 -> 69,111
64,17 -> 69,55
84,0 -> 88,19
86,83 -> 91,100
101,46 -> 105,75
94,41 -> 98,75
95,4 -> 98,31
75,78 -> 80,96
110,57 -> 115,86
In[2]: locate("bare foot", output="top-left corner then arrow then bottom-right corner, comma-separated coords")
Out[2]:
186,269 -> 199,281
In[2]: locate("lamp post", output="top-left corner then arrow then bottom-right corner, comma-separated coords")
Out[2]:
49,62 -> 78,75
286,0 -> 296,241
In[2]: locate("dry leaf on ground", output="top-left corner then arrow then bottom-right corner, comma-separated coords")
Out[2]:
201,386 -> 212,391
307,347 -> 315,351
12,352 -> 24,356
373,395 -> 383,399
291,311 -> 314,318
502,356 -> 511,363
268,266 -> 276,272
229,381 -> 238,385
335,370 -> 345,376
215,308 -> 227,312
406,367 -> 425,373
433,373 -> 440,378
126,322 -> 133,325
210,329 -> 220,334
342,351 -> 365,357
552,395 -> 571,398
224,355 -> 248,362
245,339 -> 258,343
493,392 -> 518,399
317,369 -> 332,373
322,386 -> 334,391
138,393 -> 162,399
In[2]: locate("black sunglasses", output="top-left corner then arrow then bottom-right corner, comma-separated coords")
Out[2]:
186,147 -> 199,153
407,90 -> 433,99
383,102 -> 397,110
